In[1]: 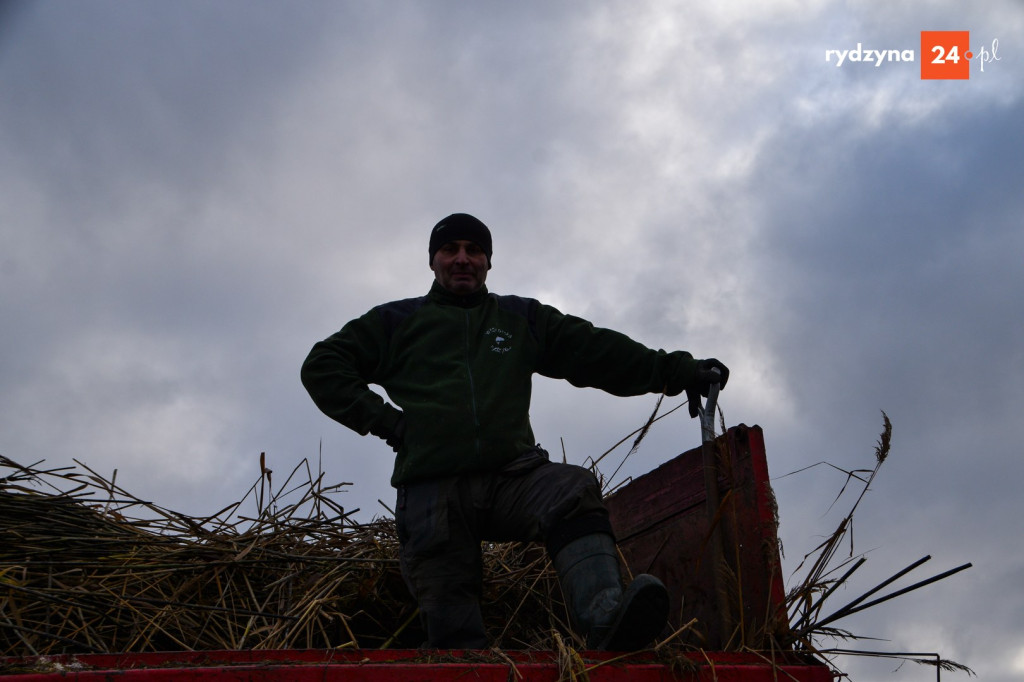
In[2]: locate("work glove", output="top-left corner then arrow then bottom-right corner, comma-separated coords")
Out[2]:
384,415 -> 406,453
370,413 -> 406,453
687,358 -> 730,418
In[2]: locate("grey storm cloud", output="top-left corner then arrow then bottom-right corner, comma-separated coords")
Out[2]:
2,1 -> 1023,679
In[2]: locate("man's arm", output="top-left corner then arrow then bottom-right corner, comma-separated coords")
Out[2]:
532,304 -> 718,399
300,312 -> 404,443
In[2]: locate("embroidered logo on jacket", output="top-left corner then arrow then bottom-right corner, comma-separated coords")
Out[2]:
485,327 -> 513,354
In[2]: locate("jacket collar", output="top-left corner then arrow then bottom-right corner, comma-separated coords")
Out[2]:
428,280 -> 489,308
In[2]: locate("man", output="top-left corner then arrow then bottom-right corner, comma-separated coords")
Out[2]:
301,213 -> 729,651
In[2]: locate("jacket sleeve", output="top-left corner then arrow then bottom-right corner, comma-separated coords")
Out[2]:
300,310 -> 403,439
533,303 -> 698,397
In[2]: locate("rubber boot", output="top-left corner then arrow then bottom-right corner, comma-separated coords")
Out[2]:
420,601 -> 488,649
552,533 -> 669,651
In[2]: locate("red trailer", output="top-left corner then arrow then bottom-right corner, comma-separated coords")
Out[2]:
607,423 -> 788,651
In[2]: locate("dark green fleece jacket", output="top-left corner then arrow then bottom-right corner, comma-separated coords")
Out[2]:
301,282 -> 698,487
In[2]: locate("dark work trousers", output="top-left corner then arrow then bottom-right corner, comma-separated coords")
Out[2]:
395,448 -> 614,648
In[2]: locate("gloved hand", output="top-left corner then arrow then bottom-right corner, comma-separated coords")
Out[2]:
370,413 -> 406,453
384,415 -> 406,453
687,358 -> 730,418
695,358 -> 729,391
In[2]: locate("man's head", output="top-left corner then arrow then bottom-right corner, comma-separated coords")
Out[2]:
429,213 -> 492,295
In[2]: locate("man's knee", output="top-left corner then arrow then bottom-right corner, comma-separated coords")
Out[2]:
511,461 -> 612,555
545,509 -> 615,558
540,462 -> 606,515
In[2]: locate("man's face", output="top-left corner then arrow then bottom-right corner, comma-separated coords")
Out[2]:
431,239 -> 489,295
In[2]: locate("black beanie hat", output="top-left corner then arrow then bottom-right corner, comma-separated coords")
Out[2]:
429,213 -> 492,266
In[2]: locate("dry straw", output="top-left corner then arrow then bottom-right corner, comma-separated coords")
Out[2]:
2,410 -> 971,678
0,454 -> 566,656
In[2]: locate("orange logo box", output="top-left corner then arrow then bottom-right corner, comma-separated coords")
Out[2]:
921,31 -> 971,79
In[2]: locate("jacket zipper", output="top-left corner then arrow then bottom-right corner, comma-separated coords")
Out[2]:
463,311 -> 481,453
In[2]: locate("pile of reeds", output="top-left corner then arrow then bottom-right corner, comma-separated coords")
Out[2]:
0,454 -> 568,656
2,410 -> 973,678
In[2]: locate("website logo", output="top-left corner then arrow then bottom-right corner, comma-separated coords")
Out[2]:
824,31 -> 1001,79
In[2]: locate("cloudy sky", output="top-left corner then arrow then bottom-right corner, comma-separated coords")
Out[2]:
2,1 -> 1022,679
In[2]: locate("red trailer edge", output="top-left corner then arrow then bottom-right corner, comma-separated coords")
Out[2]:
1,648 -> 832,681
